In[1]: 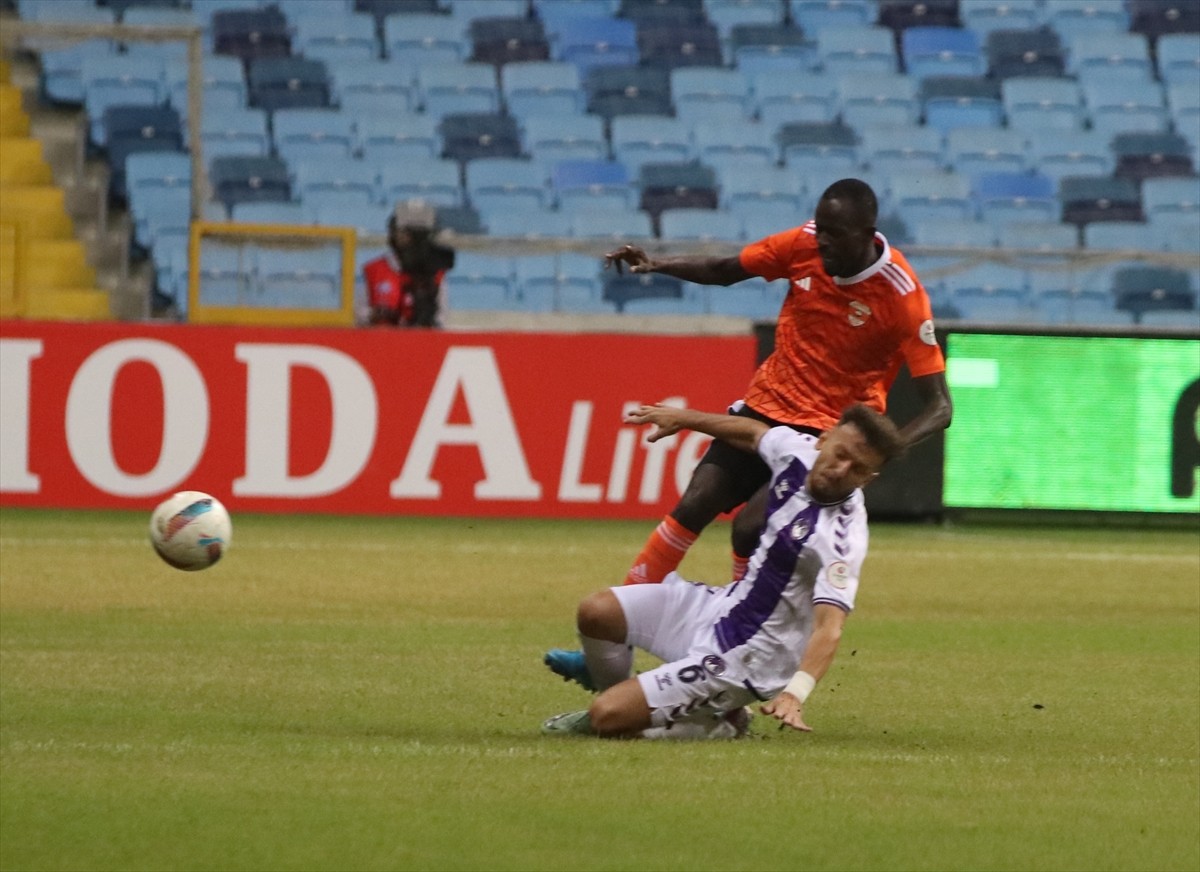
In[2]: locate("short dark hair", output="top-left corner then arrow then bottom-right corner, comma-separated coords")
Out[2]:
837,403 -> 905,464
819,178 -> 878,227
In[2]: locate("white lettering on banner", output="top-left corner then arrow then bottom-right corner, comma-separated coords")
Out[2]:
0,339 -> 43,492
391,347 -> 541,500
638,396 -> 684,504
65,339 -> 208,497
558,401 -> 603,502
233,344 -> 378,498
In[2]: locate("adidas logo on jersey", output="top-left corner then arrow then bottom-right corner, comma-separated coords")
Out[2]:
793,276 -> 812,292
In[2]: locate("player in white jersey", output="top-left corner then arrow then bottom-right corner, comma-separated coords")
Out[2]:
542,402 -> 905,739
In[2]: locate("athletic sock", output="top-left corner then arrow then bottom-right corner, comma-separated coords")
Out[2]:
580,634 -> 632,691
624,516 -> 697,585
731,553 -> 750,582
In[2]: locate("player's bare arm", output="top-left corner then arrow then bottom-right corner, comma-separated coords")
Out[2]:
899,371 -> 953,448
604,245 -> 752,286
624,405 -> 769,453
761,604 -> 848,732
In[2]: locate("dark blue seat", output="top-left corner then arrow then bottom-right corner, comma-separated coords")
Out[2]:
209,155 -> 291,209
1059,176 -> 1144,227
247,58 -> 331,111
211,7 -> 290,63
470,17 -> 550,66
102,104 -> 183,201
637,22 -> 723,69
985,28 -> 1065,79
439,112 -> 523,162
878,0 -> 961,32
585,64 -> 672,119
603,272 -> 684,312
1111,132 -> 1196,183
1112,266 -> 1196,321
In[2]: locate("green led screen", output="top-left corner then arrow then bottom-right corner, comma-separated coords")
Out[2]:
944,334 -> 1200,513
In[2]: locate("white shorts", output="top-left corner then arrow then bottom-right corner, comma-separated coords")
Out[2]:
613,573 -> 789,726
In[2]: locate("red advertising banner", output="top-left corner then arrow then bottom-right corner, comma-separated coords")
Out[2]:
0,320 -> 757,518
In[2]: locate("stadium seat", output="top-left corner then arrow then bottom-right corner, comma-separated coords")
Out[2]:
1082,221 -> 1162,253
945,127 -> 1027,177
729,23 -> 815,75
1111,132 -> 1195,182
444,253 -> 516,310
416,63 -> 500,118
356,0 -> 444,26
752,72 -> 839,127
248,58 -> 331,111
521,114 -> 608,163
959,0 -> 1039,37
478,205 -> 568,238
465,157 -> 550,212
1059,176 -> 1144,227
554,16 -> 639,76
837,73 -> 920,129
82,54 -> 163,145
434,204 -> 483,235
209,155 -> 291,210
131,186 -> 190,249
257,247 -> 343,309
719,164 -> 807,210
1026,130 -> 1113,185
292,160 -> 379,211
877,0 -> 961,31
552,159 -> 633,211
859,123 -> 944,175
902,26 -> 985,82
1032,280 -> 1133,326
1001,77 -> 1083,134
1166,80 -> 1200,135
1112,266 -> 1195,320
383,13 -> 467,66
619,289 -> 709,316
329,60 -> 415,116
637,161 -> 719,231
738,199 -> 814,241
692,123 -> 778,171
1046,0 -> 1129,40
890,170 -> 974,225
38,38 -> 113,106
231,201 -> 309,226
1163,218 -> 1200,254
1067,32 -> 1153,80
947,264 -> 1033,324
974,172 -> 1057,226
536,0 -> 618,48
569,208 -> 655,239
469,16 -> 551,66
197,244 -> 254,306
816,26 -> 898,76
1137,308 -> 1200,330
514,252 -> 608,313
996,221 -> 1079,252
638,21 -> 724,70
912,219 -> 997,249
984,28 -> 1065,79
789,0 -> 873,36
1157,34 -> 1200,87
200,108 -> 270,160
271,109 -> 355,165
1129,0 -> 1200,39
659,207 -> 743,241
610,115 -> 694,173
290,10 -> 380,64
310,200 -> 389,235
705,0 -> 785,53
125,151 -> 191,206
439,113 -> 523,163
165,55 -> 246,123
378,157 -> 462,207
585,65 -> 672,120
211,7 -> 290,63
501,62 -> 583,119
103,106 -> 184,200
776,121 -> 858,176
359,114 -> 441,162
453,0 -> 529,27
602,272 -> 685,312
1082,78 -> 1167,139
920,76 -> 1003,134
706,280 -> 786,319
670,66 -> 752,124
1142,177 -> 1200,224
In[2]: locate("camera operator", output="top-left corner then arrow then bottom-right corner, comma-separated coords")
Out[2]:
363,200 -> 456,328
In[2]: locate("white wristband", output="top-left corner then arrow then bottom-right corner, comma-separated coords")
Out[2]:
783,671 -> 816,703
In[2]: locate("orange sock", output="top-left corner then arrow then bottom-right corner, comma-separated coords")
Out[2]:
731,554 -> 750,582
624,516 -> 697,585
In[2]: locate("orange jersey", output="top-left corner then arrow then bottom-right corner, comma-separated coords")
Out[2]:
738,221 -> 946,430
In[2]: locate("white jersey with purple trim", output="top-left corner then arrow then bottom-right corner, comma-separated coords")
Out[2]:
709,426 -> 869,691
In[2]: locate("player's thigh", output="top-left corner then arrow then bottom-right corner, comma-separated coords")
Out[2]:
636,650 -> 756,725
612,574 -> 720,663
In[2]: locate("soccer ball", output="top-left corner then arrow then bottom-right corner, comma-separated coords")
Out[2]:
149,491 -> 232,571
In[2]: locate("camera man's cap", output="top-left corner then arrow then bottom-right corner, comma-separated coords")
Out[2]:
392,199 -> 436,231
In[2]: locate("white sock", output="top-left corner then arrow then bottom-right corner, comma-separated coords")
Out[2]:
579,635 -> 632,690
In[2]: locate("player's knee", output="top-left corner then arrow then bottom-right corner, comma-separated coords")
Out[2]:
576,591 -> 620,640
587,694 -> 631,736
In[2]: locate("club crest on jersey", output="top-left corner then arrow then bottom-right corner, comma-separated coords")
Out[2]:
827,561 -> 850,589
919,319 -> 937,345
848,301 -> 871,326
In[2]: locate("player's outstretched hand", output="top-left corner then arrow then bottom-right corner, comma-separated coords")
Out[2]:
624,404 -> 683,442
604,244 -> 652,275
761,692 -> 812,732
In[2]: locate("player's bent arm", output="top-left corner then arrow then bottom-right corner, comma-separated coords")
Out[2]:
762,604 -> 848,731
899,371 -> 953,448
625,406 -> 769,453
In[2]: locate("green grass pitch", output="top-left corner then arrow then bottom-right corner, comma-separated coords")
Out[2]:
1,507 -> 1197,872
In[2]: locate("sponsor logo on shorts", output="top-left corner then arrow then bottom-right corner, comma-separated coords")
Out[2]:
827,560 -> 850,589
702,655 -> 727,676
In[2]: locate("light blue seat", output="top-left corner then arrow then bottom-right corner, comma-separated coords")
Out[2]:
445,254 -> 517,310
816,26 -> 898,76
1002,77 -> 1084,134
166,55 -> 246,123
611,115 -> 694,173
693,123 -> 777,170
329,60 -> 415,115
705,0 -> 785,52
729,23 -> 816,75
1166,81 -> 1200,134
291,11 -> 379,64
552,160 -> 633,211
291,160 -> 379,209
659,208 -> 743,241
272,109 -> 356,165
231,201 -> 309,224
890,171 -> 974,224
974,172 -> 1057,226
860,124 -> 944,175
1067,32 -> 1152,79
946,127 -> 1027,177
39,38 -> 113,105
901,26 -> 985,82
1082,221 -> 1162,253
996,221 -> 1078,252
451,0 -> 527,27
358,114 -> 441,162
477,205 -> 567,238
82,54 -> 163,144
776,121 -> 858,175
706,281 -> 785,319
1163,219 -> 1200,254
912,219 -> 996,248
121,5 -> 201,59
257,247 -> 343,309
536,0 -> 619,50
1047,0 -> 1129,40
752,71 -> 839,126
200,108 -> 270,159
569,208 -> 654,239
1157,33 -> 1200,87
790,0 -> 873,36
514,252 -> 608,312
384,13 -> 467,66
738,200 -> 810,241
670,67 -> 752,124
521,114 -> 608,163
501,62 -> 583,119
132,185 -> 191,249
378,157 -> 462,207
948,264 -> 1033,324
920,76 -> 1003,134
837,73 -> 919,129
126,151 -> 192,201
416,62 -> 500,117
1082,77 -> 1167,138
1033,285 -> 1133,326
959,0 -> 1040,36
1138,308 -> 1200,330
1142,177 -> 1200,224
465,158 -> 550,212
198,245 -> 255,306
554,16 -> 639,76
719,164 -> 806,210
1026,130 -> 1112,184
312,200 -> 391,235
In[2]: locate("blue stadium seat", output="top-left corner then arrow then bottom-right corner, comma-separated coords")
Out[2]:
638,20 -> 724,70
738,200 -> 812,241
1112,265 -> 1196,321
312,200 -> 391,235
200,107 -> 270,159
776,121 -> 858,176
1166,81 -> 1200,136
752,71 -> 839,126
1001,77 -> 1084,134
272,109 -> 356,164
1163,219 -> 1200,254
1059,175 -> 1144,227
959,0 -> 1039,36
877,0 -> 961,31
1082,77 -> 1167,139
439,112 -> 523,162
501,61 -> 583,119
1067,32 -> 1153,80
706,280 -> 786,319
638,161 -> 720,231
670,66 -> 752,124
231,201 -> 309,225
603,272 -> 687,313
611,115 -> 694,173
291,160 -> 379,211
719,164 -> 807,210
416,62 -> 500,117
948,264 -> 1033,324
439,202 -> 490,235
378,157 -> 462,206
859,123 -> 944,175
166,55 -> 246,123
126,151 -> 191,203
692,123 -> 777,170
329,60 -> 415,116
1031,280 -> 1133,327
536,0 -> 618,48
1142,177 -> 1200,225
554,16 -> 639,75
995,221 -> 1079,252
1026,130 -> 1112,184
293,10 -> 380,64
728,23 -> 815,75
453,0 -> 528,27
39,38 -> 113,105
383,13 -> 467,66
521,114 -> 608,163
1082,221 -> 1163,253
837,73 -> 920,129
257,247 -> 343,309
209,155 -> 292,210
569,208 -> 655,239
1137,308 -> 1200,330
247,57 -> 331,111
470,16 -> 551,67
816,26 -> 899,76
912,219 -> 996,248
359,114 -> 441,162
1046,0 -> 1129,41
1112,132 -> 1195,182
619,289 -> 709,316
212,7 -> 291,63
902,26 -> 985,81
514,252 -> 609,313
585,65 -> 672,120
920,76 -> 1002,134
552,159 -> 634,211
704,0 -> 785,52
890,170 -> 974,224
197,244 -> 255,306
131,185 -> 190,249
445,253 -> 516,310
945,127 -> 1026,177
984,28 -> 1065,79
1157,34 -> 1200,87
1129,0 -> 1200,41
465,158 -> 551,212
659,208 -> 744,241
104,106 -> 183,199
82,54 -> 163,145
974,172 -> 1057,226
789,0 -> 873,36
478,205 -> 568,238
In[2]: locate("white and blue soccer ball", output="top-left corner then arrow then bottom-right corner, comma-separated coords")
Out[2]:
149,491 -> 232,571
